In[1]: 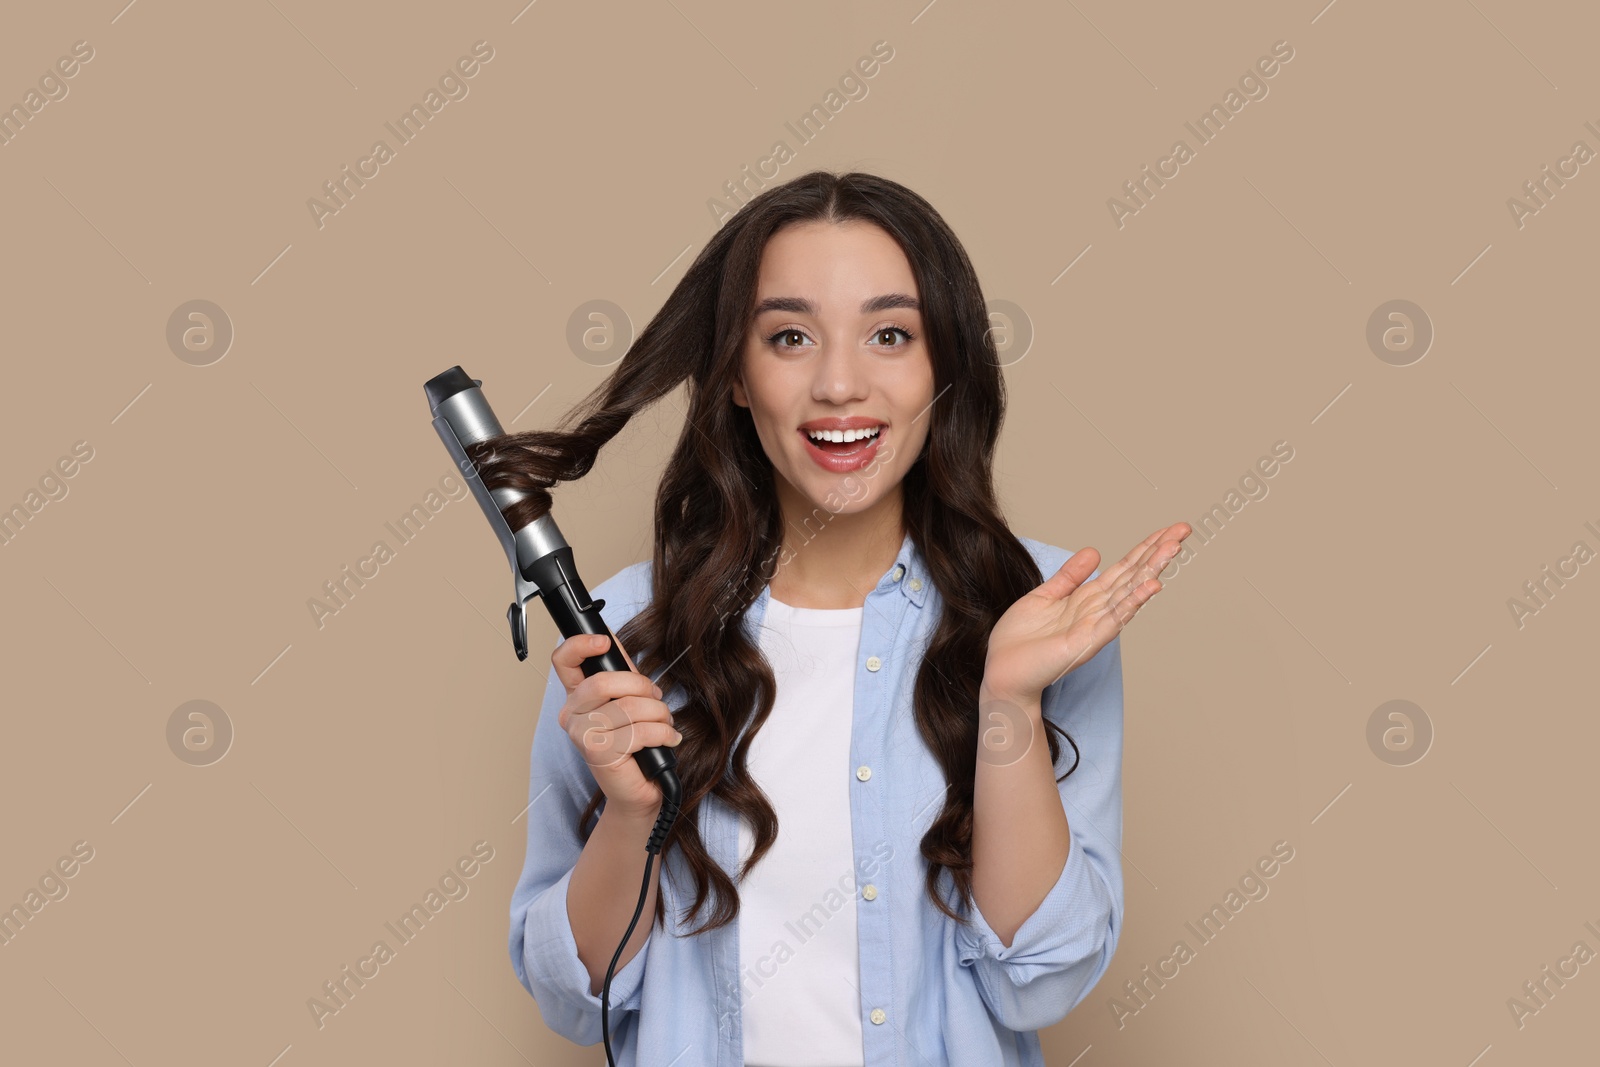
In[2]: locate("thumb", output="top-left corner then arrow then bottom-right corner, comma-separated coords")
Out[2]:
1036,549 -> 1098,601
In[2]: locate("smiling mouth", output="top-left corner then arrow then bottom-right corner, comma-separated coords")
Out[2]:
801,425 -> 884,455
797,425 -> 887,471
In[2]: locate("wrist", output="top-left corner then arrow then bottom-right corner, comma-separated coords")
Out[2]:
979,677 -> 1042,714
601,796 -> 663,827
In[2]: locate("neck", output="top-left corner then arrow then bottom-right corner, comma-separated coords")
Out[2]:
769,481 -> 904,609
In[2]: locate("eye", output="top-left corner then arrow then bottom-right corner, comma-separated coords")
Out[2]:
764,328 -> 812,350
871,325 -> 917,348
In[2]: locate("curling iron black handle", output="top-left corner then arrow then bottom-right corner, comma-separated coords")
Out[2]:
525,546 -> 678,785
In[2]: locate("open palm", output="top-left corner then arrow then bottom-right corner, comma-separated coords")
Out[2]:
982,523 -> 1191,707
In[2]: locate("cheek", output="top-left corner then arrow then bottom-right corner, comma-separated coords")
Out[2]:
895,413 -> 932,461
758,421 -> 788,462
742,403 -> 792,466
743,379 -> 804,450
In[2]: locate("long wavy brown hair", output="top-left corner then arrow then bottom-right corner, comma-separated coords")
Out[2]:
470,169 -> 1079,936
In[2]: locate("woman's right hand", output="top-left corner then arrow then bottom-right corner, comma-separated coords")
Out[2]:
553,632 -> 682,821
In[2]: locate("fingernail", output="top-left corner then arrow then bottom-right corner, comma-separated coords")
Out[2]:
669,731 -> 683,745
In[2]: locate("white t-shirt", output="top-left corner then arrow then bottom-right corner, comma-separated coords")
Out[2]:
736,594 -> 866,1067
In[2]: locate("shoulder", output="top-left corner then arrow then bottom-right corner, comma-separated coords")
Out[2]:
1014,533 -> 1102,582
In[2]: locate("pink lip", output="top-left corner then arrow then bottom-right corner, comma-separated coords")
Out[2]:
798,425 -> 886,473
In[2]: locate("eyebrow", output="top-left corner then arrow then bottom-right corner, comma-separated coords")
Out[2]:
752,293 -> 920,317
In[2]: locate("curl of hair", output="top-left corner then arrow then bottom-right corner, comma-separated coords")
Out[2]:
469,170 -> 1079,937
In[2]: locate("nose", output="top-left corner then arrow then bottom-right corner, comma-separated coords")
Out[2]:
811,335 -> 869,406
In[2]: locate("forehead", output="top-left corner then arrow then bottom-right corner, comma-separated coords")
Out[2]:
753,220 -> 919,309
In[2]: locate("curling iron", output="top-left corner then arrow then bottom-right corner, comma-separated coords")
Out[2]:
424,365 -> 680,1065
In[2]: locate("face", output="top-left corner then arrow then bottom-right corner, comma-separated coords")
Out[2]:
732,219 -> 936,523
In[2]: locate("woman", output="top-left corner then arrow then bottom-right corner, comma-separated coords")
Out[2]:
498,170 -> 1190,1065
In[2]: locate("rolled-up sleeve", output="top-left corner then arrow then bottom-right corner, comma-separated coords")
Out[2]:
519,864 -> 651,1044
507,574 -> 653,1045
957,628 -> 1126,1033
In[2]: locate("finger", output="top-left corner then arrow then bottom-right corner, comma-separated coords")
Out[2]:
572,712 -> 682,770
558,668 -> 660,731
1100,524 -> 1189,590
1044,527 -> 1180,604
1036,548 -> 1100,601
568,670 -> 662,720
1107,572 -> 1162,628
605,693 -> 676,727
568,695 -> 672,742
1108,539 -> 1179,604
552,633 -> 613,693
552,631 -> 652,697
1076,529 -> 1161,594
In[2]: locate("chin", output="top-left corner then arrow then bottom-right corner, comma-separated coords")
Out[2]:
808,477 -> 890,515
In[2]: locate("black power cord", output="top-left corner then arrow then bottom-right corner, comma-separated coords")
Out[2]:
602,773 -> 682,1067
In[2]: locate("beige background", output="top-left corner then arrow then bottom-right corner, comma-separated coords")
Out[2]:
2,0 -> 1596,1063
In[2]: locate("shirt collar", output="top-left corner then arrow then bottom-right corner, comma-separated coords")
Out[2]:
874,528 -> 929,608
747,529 -> 928,620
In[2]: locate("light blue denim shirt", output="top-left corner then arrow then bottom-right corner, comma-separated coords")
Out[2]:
508,530 -> 1125,1066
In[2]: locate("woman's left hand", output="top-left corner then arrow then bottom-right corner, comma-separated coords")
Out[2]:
981,523 -> 1192,709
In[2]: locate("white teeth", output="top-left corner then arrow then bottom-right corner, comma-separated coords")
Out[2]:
806,426 -> 881,444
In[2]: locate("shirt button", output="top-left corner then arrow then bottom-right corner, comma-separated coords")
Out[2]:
891,564 -> 905,582
862,884 -> 877,900
909,578 -> 922,592
865,655 -> 881,672
870,1008 -> 887,1025
856,765 -> 872,781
